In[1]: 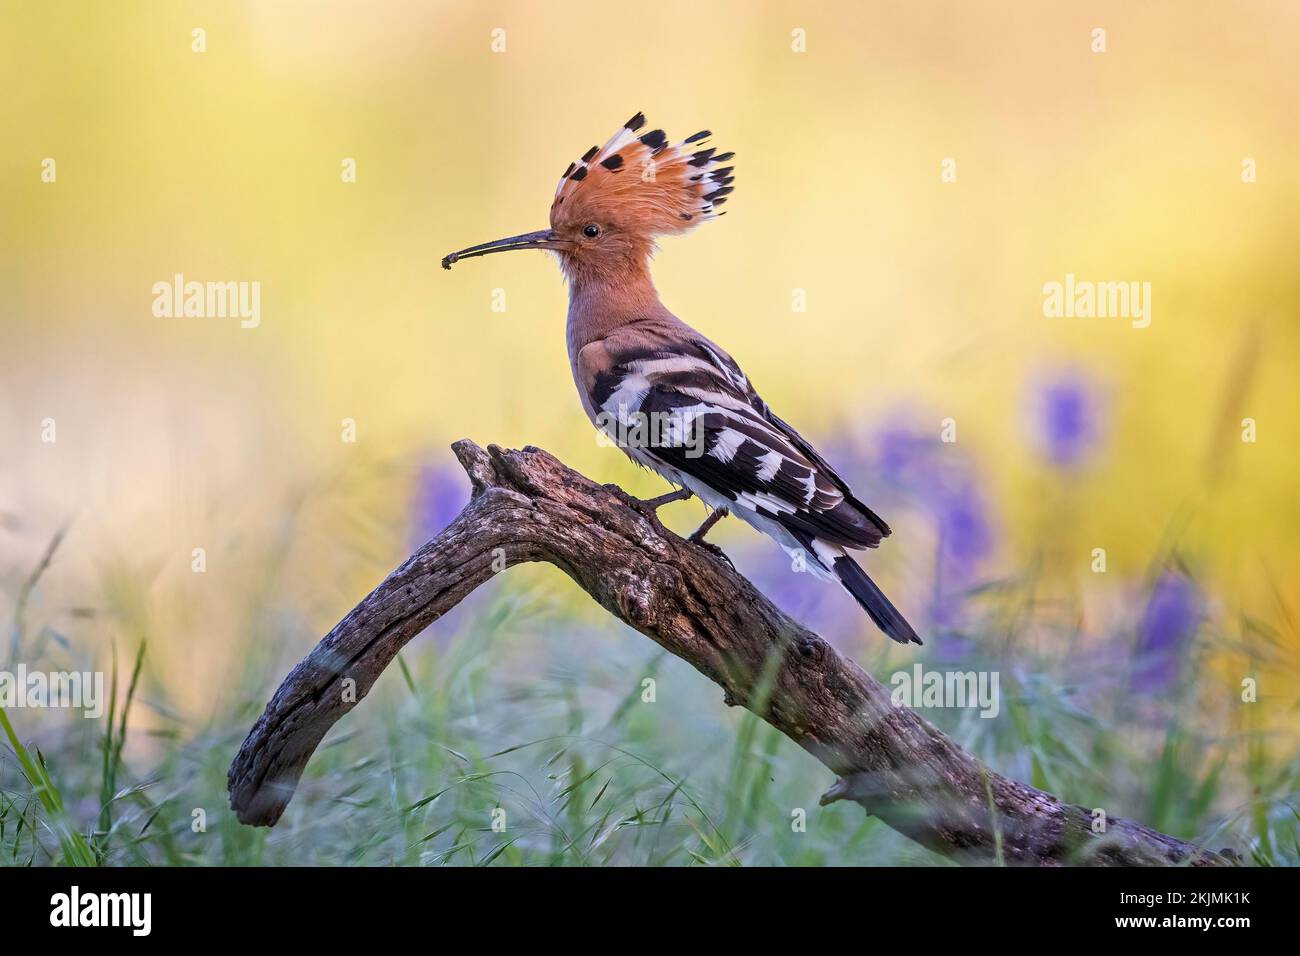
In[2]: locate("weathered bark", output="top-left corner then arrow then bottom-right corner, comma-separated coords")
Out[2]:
228,441 -> 1234,866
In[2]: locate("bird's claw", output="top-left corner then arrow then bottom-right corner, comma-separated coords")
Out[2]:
690,537 -> 735,571
604,483 -> 646,512
604,485 -> 667,528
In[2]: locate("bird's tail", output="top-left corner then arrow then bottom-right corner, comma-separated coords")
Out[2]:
832,554 -> 922,645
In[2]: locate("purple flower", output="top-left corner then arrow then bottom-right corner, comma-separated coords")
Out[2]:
1034,370 -> 1101,468
875,427 -> 933,488
412,463 -> 469,545
935,481 -> 993,583
855,417 -> 998,648
1131,570 -> 1201,693
867,420 -> 995,580
747,552 -> 824,621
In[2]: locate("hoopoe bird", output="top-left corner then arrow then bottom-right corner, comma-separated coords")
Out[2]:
443,113 -> 921,645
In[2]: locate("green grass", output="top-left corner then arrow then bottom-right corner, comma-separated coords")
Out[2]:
0,706 -> 96,867
1,533 -> 1296,867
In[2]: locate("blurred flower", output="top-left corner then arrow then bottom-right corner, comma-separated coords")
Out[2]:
1131,570 -> 1202,694
854,417 -> 998,653
875,426 -> 933,487
935,480 -> 993,584
869,421 -> 995,579
1032,369 -> 1102,469
746,549 -> 826,626
411,463 -> 469,545
925,477 -> 993,659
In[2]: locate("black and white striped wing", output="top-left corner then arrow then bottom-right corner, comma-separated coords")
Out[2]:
591,340 -> 890,551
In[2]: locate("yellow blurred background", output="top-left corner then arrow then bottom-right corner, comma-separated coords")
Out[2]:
2,0 -> 1297,723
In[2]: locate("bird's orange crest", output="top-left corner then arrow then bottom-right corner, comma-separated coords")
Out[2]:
550,112 -> 735,237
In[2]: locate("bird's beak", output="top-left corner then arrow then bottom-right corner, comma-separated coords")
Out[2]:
441,229 -> 568,270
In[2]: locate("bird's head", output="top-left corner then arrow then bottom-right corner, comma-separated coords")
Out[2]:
442,112 -> 734,284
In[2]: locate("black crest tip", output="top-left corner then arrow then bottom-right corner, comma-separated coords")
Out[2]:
687,148 -> 717,167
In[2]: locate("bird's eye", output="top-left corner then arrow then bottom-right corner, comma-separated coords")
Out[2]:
583,224 -> 601,238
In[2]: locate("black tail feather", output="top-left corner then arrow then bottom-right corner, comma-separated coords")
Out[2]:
833,555 -> 922,645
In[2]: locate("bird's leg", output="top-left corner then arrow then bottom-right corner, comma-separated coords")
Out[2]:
688,507 -> 728,543
642,488 -> 694,510
603,484 -> 692,518
688,508 -> 733,569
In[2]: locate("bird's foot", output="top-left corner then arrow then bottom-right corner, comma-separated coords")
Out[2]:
687,508 -> 733,568
690,538 -> 735,571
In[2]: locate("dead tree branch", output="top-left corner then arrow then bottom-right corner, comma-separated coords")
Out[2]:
228,441 -> 1233,866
